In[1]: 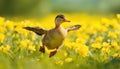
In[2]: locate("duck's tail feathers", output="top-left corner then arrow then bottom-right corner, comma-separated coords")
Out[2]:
23,26 -> 47,35
66,25 -> 81,32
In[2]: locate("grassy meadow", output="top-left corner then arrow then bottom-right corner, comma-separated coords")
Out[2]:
0,13 -> 120,69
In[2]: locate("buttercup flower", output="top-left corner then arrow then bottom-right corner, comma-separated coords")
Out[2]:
3,45 -> 11,53
91,43 -> 102,49
65,57 -> 73,63
77,44 -> 89,57
0,33 -> 5,43
28,45 -> 36,51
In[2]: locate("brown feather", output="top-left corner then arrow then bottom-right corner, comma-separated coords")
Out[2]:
23,27 -> 47,35
66,25 -> 81,32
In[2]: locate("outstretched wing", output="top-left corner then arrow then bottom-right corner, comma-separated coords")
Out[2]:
66,25 -> 81,32
23,26 -> 47,35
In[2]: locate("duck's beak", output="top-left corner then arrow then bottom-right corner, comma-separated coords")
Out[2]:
64,19 -> 71,22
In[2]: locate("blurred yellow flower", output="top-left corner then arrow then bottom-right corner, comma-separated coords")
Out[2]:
111,19 -> 119,29
0,33 -> 5,43
111,41 -> 120,50
22,30 -> 28,37
102,42 -> 110,48
0,17 -> 5,23
75,38 -> 85,44
3,45 -> 11,53
64,41 -> 73,49
0,27 -> 6,33
91,43 -> 101,49
0,45 -> 4,51
101,17 -> 110,26
5,20 -> 14,30
65,57 -> 73,63
56,60 -> 63,66
100,26 -> 107,32
77,44 -> 89,57
112,53 -> 120,58
59,50 -> 68,56
108,31 -> 117,38
117,14 -> 120,20
28,45 -> 36,51
95,36 -> 103,42
21,39 -> 32,47
111,41 -> 118,47
101,42 -> 110,54
20,42 -> 27,49
101,47 -> 110,55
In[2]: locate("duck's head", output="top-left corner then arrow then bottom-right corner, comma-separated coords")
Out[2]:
55,14 -> 70,26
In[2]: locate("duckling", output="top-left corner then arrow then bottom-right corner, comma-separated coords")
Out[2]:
23,14 -> 81,57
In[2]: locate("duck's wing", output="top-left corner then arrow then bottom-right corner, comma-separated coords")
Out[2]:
65,25 -> 81,32
23,26 -> 47,35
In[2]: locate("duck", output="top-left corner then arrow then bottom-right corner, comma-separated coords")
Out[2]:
23,14 -> 81,57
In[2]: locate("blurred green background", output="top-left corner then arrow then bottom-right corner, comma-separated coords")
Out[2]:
0,0 -> 120,17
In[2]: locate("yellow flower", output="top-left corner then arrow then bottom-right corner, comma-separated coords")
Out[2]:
102,42 -> 110,48
112,53 -> 119,58
28,45 -> 36,51
56,60 -> 63,66
0,33 -> 5,43
20,39 -> 32,49
65,57 -> 73,63
59,50 -> 68,56
20,41 -> 27,49
112,52 -> 120,58
0,27 -> 6,33
101,42 -> 111,55
21,29 -> 28,37
0,45 -> 4,51
5,20 -> 14,30
91,43 -> 101,49
0,17 -> 5,23
101,17 -> 110,25
111,19 -> 119,29
100,26 -> 107,32
12,33 -> 19,38
101,47 -> 110,55
3,45 -> 11,53
77,44 -> 89,57
117,14 -> 120,20
95,36 -> 103,42
75,38 -> 85,44
64,41 -> 73,49
14,26 -> 29,37
111,41 -> 120,50
108,31 -> 117,38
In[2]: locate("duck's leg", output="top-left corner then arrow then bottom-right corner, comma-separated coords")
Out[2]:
39,45 -> 45,53
49,47 -> 59,57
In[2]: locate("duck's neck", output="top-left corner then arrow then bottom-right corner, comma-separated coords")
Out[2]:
55,21 -> 62,28
55,24 -> 62,29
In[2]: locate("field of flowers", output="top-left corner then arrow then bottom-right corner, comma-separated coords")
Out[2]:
0,13 -> 120,69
